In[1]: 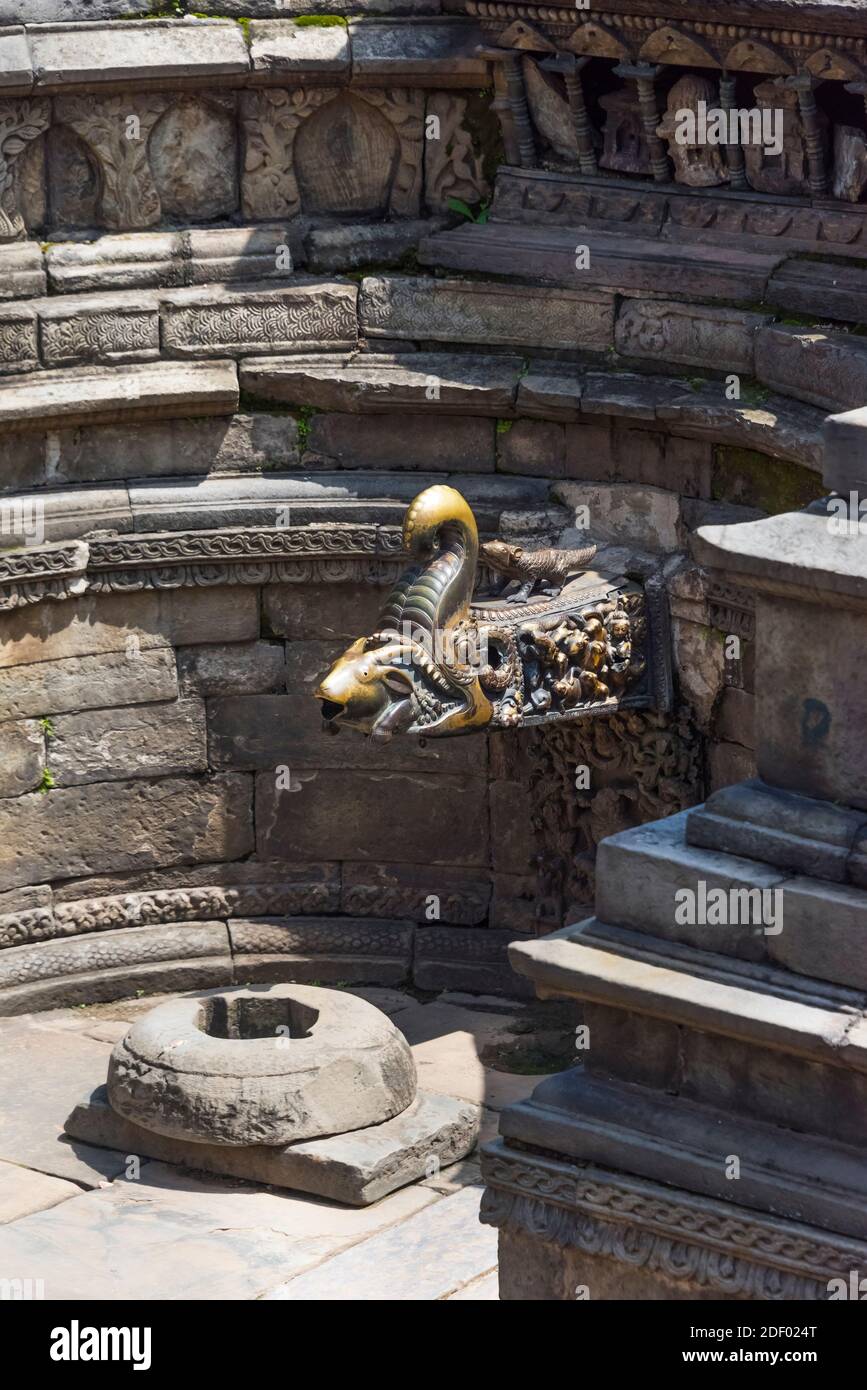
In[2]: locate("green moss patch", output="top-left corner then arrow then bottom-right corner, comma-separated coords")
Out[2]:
712,446 -> 825,515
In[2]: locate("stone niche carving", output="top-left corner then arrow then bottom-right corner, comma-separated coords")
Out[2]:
743,79 -> 815,196
149,96 -> 238,221
0,99 -> 50,241
423,92 -> 488,212
599,85 -> 652,176
657,74 -> 728,187
295,93 -> 399,218
833,123 -> 867,202
241,86 -> 424,222
46,125 -> 101,230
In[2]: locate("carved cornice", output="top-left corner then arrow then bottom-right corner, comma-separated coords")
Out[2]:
467,3 -> 867,74
0,526 -> 405,611
481,1144 -> 867,1299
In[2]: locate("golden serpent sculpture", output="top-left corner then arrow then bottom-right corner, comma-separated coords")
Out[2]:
315,485 -> 652,740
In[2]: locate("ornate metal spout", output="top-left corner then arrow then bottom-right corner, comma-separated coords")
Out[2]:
315,485 -> 670,739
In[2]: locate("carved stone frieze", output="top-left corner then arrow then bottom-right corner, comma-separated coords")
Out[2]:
241,86 -> 423,222
528,707 -> 702,927
53,94 -> 171,232
424,92 -> 489,212
480,1146 -> 865,1300
0,99 -> 50,242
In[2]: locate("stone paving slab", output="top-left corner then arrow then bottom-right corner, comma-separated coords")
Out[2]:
445,1268 -> 499,1300
262,1184 -> 497,1300
397,1000 -> 549,1110
0,1018 -> 129,1185
0,1160 -> 81,1225
0,1161 -> 438,1301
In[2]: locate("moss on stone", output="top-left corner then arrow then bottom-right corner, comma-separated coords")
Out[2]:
712,445 -> 825,515
294,15 -> 348,27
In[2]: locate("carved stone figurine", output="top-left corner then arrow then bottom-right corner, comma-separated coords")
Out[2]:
656,74 -> 728,187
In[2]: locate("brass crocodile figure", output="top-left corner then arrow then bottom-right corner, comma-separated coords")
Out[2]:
480,539 -> 598,603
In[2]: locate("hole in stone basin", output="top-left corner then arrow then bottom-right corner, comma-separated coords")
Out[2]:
200,996 -> 319,1042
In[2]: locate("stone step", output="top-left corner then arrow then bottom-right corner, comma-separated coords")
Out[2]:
0,360 -> 239,433
497,1067 -> 867,1240
418,225 -> 783,303
509,919 -> 867,1076
46,225 -> 298,295
240,352 -> 524,416
769,259 -> 867,326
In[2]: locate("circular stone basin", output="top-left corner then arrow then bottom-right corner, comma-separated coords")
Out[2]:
106,984 -> 418,1147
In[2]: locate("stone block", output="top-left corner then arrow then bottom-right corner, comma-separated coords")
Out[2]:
37,291 -> 160,368
360,275 -> 614,352
517,367 -> 582,422
0,360 -> 239,433
0,302 -> 37,375
178,640 -> 286,697
29,19 -> 250,91
341,862 -> 490,925
0,648 -> 178,721
255,768 -> 488,866
615,299 -> 769,374
263,582 -> 386,640
773,877 -> 867,990
563,420 -> 616,481
0,718 -> 44,797
161,281 -> 358,358
0,242 -> 45,302
753,594 -> 867,811
822,405 -> 867,497
67,1084 -> 479,1207
0,25 -> 31,95
755,324 -> 867,413
554,480 -> 681,552
207,691 -> 479,774
671,618 -> 725,734
595,811 -> 786,961
0,774 -> 252,891
49,412 -> 299,486
305,412 -> 495,471
0,1160 -> 79,1224
0,922 -> 234,1015
349,18 -> 487,86
708,740 -> 757,792
413,925 -> 531,996
0,587 -> 258,668
229,916 -> 412,986
46,225 -> 295,295
714,686 -> 755,750
241,352 -> 521,415
497,419 -> 565,478
490,779 -> 536,875
768,259 -> 867,326
50,700 -> 207,786
0,1153 -> 437,1301
249,20 -> 351,82
687,779 -> 867,884
305,220 -> 445,272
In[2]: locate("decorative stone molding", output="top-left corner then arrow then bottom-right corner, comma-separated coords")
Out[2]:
240,85 -> 424,222
423,91 -> 489,211
480,1145 -> 865,1299
53,93 -> 171,232
0,98 -> 50,240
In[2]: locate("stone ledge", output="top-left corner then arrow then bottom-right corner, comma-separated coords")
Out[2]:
0,24 -> 31,95
46,225 -> 296,295
27,18 -> 251,93
248,19 -> 351,86
0,360 -> 239,432
419,224 -> 784,304
240,351 -> 523,415
348,17 -> 485,87
0,243 -> 45,302
756,323 -> 867,413
509,920 -> 867,1073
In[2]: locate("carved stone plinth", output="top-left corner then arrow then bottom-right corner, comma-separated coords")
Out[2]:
484,412 -> 867,1299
